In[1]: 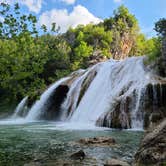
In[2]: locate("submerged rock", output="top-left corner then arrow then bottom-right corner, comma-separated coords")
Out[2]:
70,150 -> 86,160
78,137 -> 116,146
104,158 -> 130,166
134,119 -> 166,166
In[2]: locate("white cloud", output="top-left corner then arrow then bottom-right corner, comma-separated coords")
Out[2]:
113,0 -> 122,3
39,5 -> 102,33
61,0 -> 76,5
21,0 -> 42,13
0,0 -> 42,13
51,0 -> 76,5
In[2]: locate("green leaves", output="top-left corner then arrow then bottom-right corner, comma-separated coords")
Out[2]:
154,18 -> 166,38
74,41 -> 93,58
0,2 -> 162,102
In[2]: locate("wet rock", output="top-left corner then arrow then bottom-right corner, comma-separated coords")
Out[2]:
150,111 -> 164,123
78,137 -> 116,146
41,85 -> 69,120
24,162 -> 41,166
77,69 -> 97,107
61,66 -> 97,118
70,150 -> 86,160
96,95 -> 133,129
134,119 -> 166,166
88,50 -> 108,66
143,83 -> 166,129
104,159 -> 130,166
97,82 -> 166,130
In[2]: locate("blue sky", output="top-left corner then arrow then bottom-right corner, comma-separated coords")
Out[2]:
1,0 -> 166,37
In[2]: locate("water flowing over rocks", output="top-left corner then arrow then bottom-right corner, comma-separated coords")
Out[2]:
12,96 -> 28,118
96,82 -> 166,129
134,119 -> 166,166
14,56 -> 166,129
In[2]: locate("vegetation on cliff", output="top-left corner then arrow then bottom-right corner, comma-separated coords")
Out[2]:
0,2 -> 162,103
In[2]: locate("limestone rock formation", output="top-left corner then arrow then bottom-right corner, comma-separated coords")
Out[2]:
88,50 -> 108,66
96,82 -> 166,129
104,158 -> 130,166
77,137 -> 116,146
112,32 -> 134,60
134,119 -> 166,166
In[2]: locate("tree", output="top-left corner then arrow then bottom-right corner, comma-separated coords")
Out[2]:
103,5 -> 139,59
154,18 -> 166,38
0,3 -> 70,101
154,18 -> 166,59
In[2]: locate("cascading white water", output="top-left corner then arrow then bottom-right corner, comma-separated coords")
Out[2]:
131,88 -> 143,129
60,65 -> 99,120
69,57 -> 152,128
10,56 -> 160,129
12,96 -> 28,118
70,60 -> 117,124
25,77 -> 70,121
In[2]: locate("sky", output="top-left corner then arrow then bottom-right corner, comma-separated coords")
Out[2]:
0,0 -> 166,37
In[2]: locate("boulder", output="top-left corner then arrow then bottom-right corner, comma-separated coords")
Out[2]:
70,150 -> 86,160
104,159 -> 130,166
78,137 -> 116,146
134,119 -> 166,166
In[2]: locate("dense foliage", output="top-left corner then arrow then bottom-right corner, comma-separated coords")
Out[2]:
154,18 -> 166,38
0,3 -> 70,101
0,3 -> 162,102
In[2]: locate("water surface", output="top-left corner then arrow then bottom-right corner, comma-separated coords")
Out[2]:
0,121 -> 143,166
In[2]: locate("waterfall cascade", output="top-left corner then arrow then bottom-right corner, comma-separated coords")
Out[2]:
12,56 -> 166,129
25,77 -> 70,121
12,96 -> 28,118
69,57 -> 151,128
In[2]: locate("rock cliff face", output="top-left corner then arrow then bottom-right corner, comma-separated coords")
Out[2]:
112,32 -> 134,60
134,119 -> 166,166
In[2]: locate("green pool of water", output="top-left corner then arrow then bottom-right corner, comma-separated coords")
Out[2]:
0,121 -> 143,166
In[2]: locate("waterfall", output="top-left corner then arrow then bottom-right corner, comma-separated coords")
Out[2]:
25,77 -> 70,121
131,89 -> 143,129
70,60 -> 117,124
60,65 -> 99,120
10,56 -> 162,129
68,57 -> 151,128
12,96 -> 28,118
